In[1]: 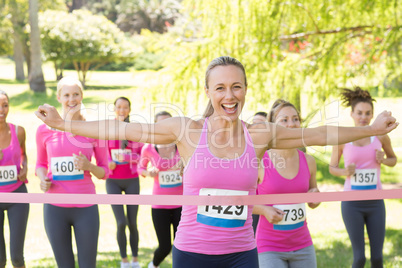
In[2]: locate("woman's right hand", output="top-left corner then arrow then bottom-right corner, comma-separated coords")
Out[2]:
35,104 -> 64,130
108,161 -> 116,170
262,206 -> 285,224
40,177 -> 52,192
344,163 -> 356,176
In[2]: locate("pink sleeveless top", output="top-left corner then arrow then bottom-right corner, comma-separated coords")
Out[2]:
343,136 -> 382,191
256,150 -> 313,252
0,123 -> 24,192
137,144 -> 183,209
174,118 -> 258,254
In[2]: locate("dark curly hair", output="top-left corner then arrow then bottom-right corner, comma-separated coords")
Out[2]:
340,87 -> 376,111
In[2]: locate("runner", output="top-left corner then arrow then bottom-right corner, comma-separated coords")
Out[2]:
35,77 -> 109,268
0,89 -> 29,268
35,56 -> 398,267
329,87 -> 397,268
106,97 -> 143,268
254,99 -> 320,268
137,111 -> 182,268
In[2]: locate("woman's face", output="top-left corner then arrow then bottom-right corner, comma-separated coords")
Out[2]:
155,114 -> 171,123
114,98 -> 131,122
57,84 -> 83,115
274,106 -> 301,129
205,65 -> 247,120
0,94 -> 9,122
351,102 -> 373,127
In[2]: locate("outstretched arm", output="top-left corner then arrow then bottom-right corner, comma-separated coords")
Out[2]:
35,104 -> 186,144
267,111 -> 398,149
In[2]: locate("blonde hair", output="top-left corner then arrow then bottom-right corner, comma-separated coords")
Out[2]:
202,56 -> 247,118
56,76 -> 84,97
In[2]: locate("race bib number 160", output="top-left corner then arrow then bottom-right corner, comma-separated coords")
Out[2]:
51,156 -> 84,181
197,188 -> 248,228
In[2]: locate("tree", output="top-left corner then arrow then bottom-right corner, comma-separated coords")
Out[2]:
158,0 -> 402,116
40,9 -> 141,85
28,0 -> 46,92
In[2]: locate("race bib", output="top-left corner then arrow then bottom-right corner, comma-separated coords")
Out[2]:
111,149 -> 131,164
273,203 -> 306,231
158,170 -> 182,188
197,188 -> 248,228
351,169 -> 378,190
51,156 -> 84,181
0,165 -> 18,186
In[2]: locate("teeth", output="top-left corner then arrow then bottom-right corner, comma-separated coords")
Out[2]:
223,103 -> 236,108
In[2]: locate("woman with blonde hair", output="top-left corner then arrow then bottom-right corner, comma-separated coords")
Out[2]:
36,77 -> 109,268
35,57 -> 397,267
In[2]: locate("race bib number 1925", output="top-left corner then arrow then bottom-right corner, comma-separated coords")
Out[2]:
197,188 -> 248,228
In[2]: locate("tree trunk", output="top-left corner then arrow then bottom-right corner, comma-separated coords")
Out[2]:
70,0 -> 86,11
12,25 -> 25,81
28,0 -> 46,92
10,1 -> 25,81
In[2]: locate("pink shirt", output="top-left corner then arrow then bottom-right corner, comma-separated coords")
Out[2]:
107,140 -> 143,179
35,124 -> 109,207
0,123 -> 24,192
256,150 -> 313,252
137,144 -> 182,209
343,136 -> 382,191
174,119 -> 258,255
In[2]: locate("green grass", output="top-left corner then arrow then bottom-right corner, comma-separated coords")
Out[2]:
0,57 -> 401,267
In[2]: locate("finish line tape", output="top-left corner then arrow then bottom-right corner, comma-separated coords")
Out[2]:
0,189 -> 401,205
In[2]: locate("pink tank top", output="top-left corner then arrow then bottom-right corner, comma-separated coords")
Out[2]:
137,144 -> 183,209
256,150 -> 313,252
0,124 -> 24,192
174,118 -> 258,255
343,136 -> 382,191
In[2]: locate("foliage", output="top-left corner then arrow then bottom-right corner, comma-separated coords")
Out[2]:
39,9 -> 142,85
0,16 -> 13,56
157,0 -> 402,115
84,0 -> 183,34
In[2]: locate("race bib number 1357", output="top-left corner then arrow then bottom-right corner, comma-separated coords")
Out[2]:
197,188 -> 248,228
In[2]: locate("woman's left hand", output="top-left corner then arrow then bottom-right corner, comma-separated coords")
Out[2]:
375,149 -> 385,164
73,152 -> 91,171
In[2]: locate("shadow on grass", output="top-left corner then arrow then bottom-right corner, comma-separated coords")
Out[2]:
29,247 -> 173,268
0,78 -> 27,85
84,85 -> 134,91
316,239 -> 353,267
9,88 -> 104,111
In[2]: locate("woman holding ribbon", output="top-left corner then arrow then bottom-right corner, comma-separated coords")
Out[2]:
35,56 -> 398,268
329,87 -> 397,268
253,99 -> 320,268
35,77 -> 108,268
0,89 -> 28,268
137,111 -> 183,268
106,96 -> 143,268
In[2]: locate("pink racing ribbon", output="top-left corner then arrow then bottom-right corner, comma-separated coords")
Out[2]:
0,189 -> 401,205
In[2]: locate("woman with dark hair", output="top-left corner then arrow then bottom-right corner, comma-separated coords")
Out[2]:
35,57 -> 397,268
329,87 -> 397,268
138,111 -> 183,268
106,97 -> 143,268
0,89 -> 28,268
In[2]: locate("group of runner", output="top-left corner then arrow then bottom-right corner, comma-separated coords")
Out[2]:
0,56 -> 398,268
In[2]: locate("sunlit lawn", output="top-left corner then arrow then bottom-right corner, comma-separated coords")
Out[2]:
0,57 -> 401,267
